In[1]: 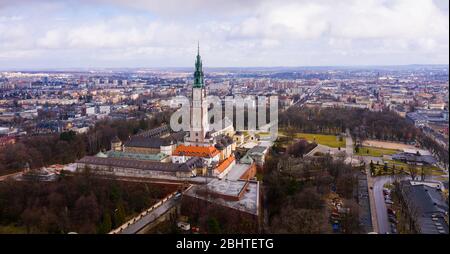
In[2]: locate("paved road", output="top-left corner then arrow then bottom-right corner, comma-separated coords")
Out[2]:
372,175 -> 410,234
372,175 -> 393,234
363,167 -> 378,233
120,195 -> 180,234
305,143 -> 337,157
345,128 -> 353,157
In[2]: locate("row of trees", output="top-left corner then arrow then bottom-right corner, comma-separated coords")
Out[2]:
0,171 -> 177,234
418,134 -> 449,167
280,107 -> 419,142
263,153 -> 362,234
0,111 -> 172,175
0,132 -> 86,173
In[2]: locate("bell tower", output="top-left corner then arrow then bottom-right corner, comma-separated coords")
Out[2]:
186,43 -> 210,146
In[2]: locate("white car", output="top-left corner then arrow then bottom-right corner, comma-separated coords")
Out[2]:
385,200 -> 394,205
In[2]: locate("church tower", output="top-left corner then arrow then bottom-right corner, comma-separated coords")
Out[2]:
185,43 -> 210,146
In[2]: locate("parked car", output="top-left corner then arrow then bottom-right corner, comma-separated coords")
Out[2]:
383,189 -> 391,196
389,217 -> 398,224
177,221 -> 191,231
385,200 -> 394,205
388,214 -> 397,220
387,208 -> 396,215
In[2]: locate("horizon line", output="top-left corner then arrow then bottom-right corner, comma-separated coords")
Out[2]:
1,63 -> 449,72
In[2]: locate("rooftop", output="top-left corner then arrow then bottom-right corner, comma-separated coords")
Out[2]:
124,131 -> 186,149
173,145 -> 220,158
224,163 -> 253,180
185,179 -> 259,215
400,181 -> 449,234
215,155 -> 235,174
77,156 -> 201,172
125,136 -> 171,148
106,150 -> 169,161
392,152 -> 437,165
135,124 -> 170,138
248,145 -> 269,155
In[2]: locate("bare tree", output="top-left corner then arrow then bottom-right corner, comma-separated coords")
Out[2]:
420,165 -> 431,182
407,164 -> 418,181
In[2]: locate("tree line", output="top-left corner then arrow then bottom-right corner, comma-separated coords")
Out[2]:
263,151 -> 362,234
280,107 -> 419,142
0,111 -> 172,175
0,171 -> 177,234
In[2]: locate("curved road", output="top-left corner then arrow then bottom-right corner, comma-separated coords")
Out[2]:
372,176 -> 393,234
372,175 -> 410,234
120,195 -> 180,234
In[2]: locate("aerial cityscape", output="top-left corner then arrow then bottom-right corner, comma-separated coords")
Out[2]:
0,0 -> 448,240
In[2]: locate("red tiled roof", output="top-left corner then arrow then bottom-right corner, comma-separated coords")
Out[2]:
215,155 -> 235,174
173,145 -> 220,158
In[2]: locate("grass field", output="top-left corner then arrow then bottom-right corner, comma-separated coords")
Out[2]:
355,146 -> 398,157
280,132 -> 346,148
295,133 -> 345,148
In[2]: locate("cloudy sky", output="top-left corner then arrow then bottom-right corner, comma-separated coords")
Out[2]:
0,0 -> 448,69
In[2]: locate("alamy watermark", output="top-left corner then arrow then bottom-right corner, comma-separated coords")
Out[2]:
170,95 -> 278,141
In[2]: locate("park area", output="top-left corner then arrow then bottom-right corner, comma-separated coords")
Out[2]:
355,146 -> 398,157
279,131 -> 346,148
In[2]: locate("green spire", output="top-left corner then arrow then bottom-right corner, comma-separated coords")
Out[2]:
193,42 -> 204,88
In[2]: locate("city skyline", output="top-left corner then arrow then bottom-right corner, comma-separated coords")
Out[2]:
0,0 -> 449,69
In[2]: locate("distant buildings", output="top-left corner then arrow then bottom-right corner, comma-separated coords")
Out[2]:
407,110 -> 449,127
392,152 -> 437,165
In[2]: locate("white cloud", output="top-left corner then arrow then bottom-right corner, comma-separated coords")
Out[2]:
0,0 -> 448,67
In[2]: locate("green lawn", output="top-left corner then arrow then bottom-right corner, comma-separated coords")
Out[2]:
297,133 -> 345,148
356,146 -> 398,157
279,132 -> 345,148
